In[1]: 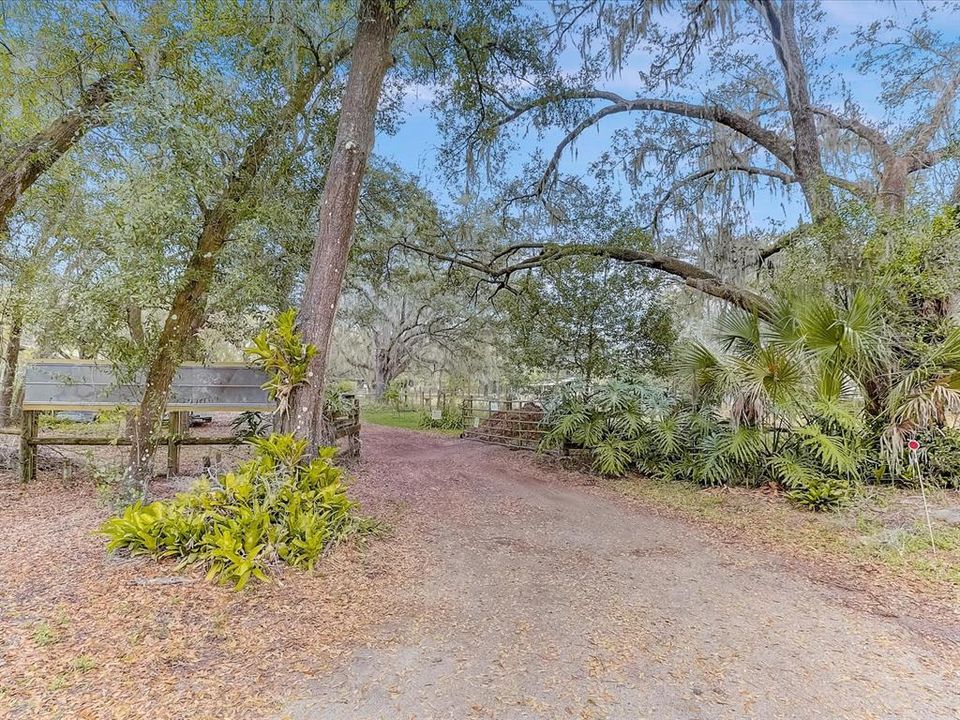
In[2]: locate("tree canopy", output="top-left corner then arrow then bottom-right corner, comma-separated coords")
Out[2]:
0,0 -> 958,495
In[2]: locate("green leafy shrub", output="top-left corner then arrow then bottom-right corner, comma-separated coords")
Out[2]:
894,428 -> 960,489
540,380 -> 670,476
783,475 -> 852,511
324,379 -> 357,418
382,379 -> 404,412
418,406 -> 464,431
231,411 -> 271,440
538,303 -> 870,511
100,434 -> 373,589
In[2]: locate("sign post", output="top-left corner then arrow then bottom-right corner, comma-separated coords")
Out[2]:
908,439 -> 938,558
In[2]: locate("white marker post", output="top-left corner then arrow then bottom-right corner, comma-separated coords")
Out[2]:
908,439 -> 938,559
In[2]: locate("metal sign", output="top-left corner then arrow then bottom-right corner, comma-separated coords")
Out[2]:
22,360 -> 274,412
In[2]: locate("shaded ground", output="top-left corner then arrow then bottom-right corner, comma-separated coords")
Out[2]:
0,421 -> 415,719
287,426 -> 960,720
2,423 -> 960,718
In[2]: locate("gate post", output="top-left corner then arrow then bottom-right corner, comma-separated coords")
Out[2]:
347,395 -> 361,457
461,396 -> 471,438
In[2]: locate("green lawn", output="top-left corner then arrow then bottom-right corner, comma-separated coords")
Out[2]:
361,406 -> 461,436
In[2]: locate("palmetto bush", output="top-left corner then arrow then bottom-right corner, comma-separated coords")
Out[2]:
100,434 -> 374,588
540,380 -> 671,475
540,213 -> 960,504
540,294 -> 896,509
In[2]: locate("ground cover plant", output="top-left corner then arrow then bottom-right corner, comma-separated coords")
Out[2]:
100,434 -> 374,589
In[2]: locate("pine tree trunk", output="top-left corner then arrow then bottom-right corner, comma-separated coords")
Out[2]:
291,0 -> 400,450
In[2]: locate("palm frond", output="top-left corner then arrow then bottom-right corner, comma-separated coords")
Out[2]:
591,439 -> 633,476
673,341 -> 727,399
715,310 -> 761,356
769,452 -> 823,490
795,425 -> 860,477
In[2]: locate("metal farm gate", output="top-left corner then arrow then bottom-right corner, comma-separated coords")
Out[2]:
460,397 -> 547,450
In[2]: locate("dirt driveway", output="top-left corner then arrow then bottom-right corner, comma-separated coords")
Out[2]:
285,425 -> 960,720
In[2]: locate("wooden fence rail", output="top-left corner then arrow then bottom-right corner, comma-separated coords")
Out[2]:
14,396 -> 361,483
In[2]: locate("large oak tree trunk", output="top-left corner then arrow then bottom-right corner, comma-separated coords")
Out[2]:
0,302 -> 23,426
371,345 -> 409,402
877,158 -> 910,216
291,0 -> 400,450
371,351 -> 392,401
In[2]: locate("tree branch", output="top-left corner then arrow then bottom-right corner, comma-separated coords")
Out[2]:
532,94 -> 796,193
398,241 -> 773,318
651,164 -> 798,231
0,58 -> 141,228
908,74 -> 960,163
811,106 -> 894,161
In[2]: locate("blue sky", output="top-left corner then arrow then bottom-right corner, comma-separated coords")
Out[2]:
373,0 -> 956,225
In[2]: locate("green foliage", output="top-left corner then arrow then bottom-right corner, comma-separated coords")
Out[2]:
246,309 -> 316,418
782,473 -> 853,511
324,379 -> 357,418
540,295 -> 877,510
894,428 -> 960,490
540,380 -> 670,476
100,434 -> 373,589
231,411 -> 271,440
419,406 -> 464,431
382,379 -> 404,412
32,622 -> 60,647
499,251 -> 677,382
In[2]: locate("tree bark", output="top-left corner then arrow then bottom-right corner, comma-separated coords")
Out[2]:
122,220 -> 225,497
876,158 -> 910,216
371,343 -> 410,401
0,302 -> 24,426
126,303 -> 146,346
118,55 -> 341,500
371,351 -> 392,401
401,240 -> 775,319
290,0 -> 400,450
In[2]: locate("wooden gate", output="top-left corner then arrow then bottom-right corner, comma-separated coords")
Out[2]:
461,397 -> 546,450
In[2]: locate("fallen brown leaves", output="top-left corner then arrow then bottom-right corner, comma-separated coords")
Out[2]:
0,472 -> 414,720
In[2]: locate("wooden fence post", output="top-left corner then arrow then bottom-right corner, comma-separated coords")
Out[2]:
348,395 -> 360,457
19,410 -> 37,483
167,411 -> 187,478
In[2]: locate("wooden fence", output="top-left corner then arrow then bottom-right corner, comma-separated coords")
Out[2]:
461,397 -> 547,450
13,396 -> 361,483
